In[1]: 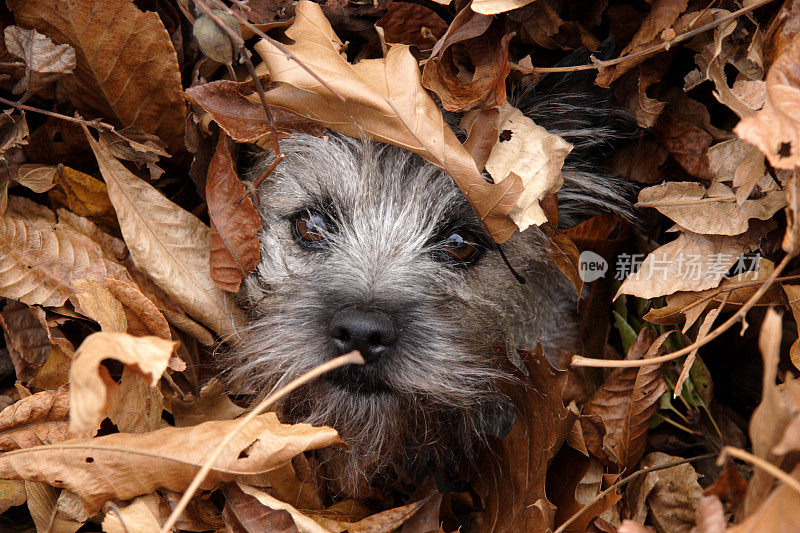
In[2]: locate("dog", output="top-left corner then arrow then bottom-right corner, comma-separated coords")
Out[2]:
222,58 -> 635,497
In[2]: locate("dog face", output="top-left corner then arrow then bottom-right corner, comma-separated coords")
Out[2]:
225,133 -> 572,495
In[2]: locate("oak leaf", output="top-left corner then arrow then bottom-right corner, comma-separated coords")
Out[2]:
253,0 -> 521,242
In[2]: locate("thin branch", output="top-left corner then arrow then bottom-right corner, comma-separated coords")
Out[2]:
517,0 -> 778,74
0,95 -> 115,132
158,351 -> 365,533
553,454 -> 716,533
572,252 -> 796,368
719,446 -> 800,497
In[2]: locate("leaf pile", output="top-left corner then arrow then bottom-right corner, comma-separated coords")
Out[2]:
1,0 -> 800,531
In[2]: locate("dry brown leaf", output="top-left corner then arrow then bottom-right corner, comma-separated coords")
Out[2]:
0,479 -> 26,514
8,0 -> 186,154
0,110 -> 28,154
253,0 -> 521,242
207,136 -> 262,293
85,128 -> 242,338
309,490 -> 430,533
735,36 -> 800,169
742,309 -> 800,516
784,284 -> 800,371
471,0 -> 535,15
637,182 -> 786,236
25,482 -> 83,533
103,278 -> 171,340
484,103 -> 572,231
367,2 -> 448,54
184,77 -> 327,144
0,413 -> 341,515
728,466 -> 800,532
473,348 -> 575,531
616,226 -> 765,299
583,330 -> 669,470
422,7 -> 511,112
0,387 -> 82,451
0,299 -> 51,381
228,482 -> 320,532
655,111 -> 713,180
71,278 -> 127,332
98,126 -> 170,181
102,493 -> 168,533
3,26 -> 75,95
68,332 -> 177,434
0,207 -> 130,307
548,233 -> 583,297
627,452 -> 703,533
107,367 -> 164,434
644,258 -> 778,331
12,164 -> 58,193
595,0 -> 690,86
172,378 -> 245,427
29,343 -> 73,391
48,165 -> 117,229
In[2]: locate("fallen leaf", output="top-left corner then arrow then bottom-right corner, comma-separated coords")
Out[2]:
471,0 -> 536,15
25,482 -> 82,533
627,452 -> 703,532
595,0 -> 691,86
223,483 -> 304,533
253,0 -> 521,242
107,367 -> 165,434
583,330 -> 669,470
473,348 -> 575,531
422,7 -> 511,112
636,182 -> 786,236
98,126 -> 170,181
48,165 -> 117,229
207,136 -> 262,293
0,110 -> 29,154
616,226 -> 765,299
29,343 -> 73,391
71,278 -> 127,332
172,379 -> 245,427
11,164 -> 58,193
68,332 -> 177,434
0,206 -> 130,307
735,36 -> 800,169
8,0 -> 186,154
369,2 -> 448,53
85,127 -> 242,338
729,466 -> 800,532
0,479 -> 26,514
0,387 -> 80,450
102,278 -> 171,340
655,111 -> 713,179
184,77 -> 327,143
3,26 -> 75,95
0,413 -> 341,514
102,493 -> 168,533
484,103 -> 572,231
0,299 -> 50,381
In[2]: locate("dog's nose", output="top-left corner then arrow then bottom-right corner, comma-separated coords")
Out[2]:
329,307 -> 397,362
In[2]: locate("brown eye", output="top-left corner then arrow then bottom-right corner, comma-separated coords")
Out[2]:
293,211 -> 328,244
442,231 -> 479,263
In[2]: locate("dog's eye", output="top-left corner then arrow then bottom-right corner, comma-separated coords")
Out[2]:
441,231 -> 479,263
293,211 -> 329,245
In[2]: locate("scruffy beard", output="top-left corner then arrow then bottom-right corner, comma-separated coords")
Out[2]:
220,290 -> 515,498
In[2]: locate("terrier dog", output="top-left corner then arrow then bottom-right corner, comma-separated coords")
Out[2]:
224,63 -> 634,496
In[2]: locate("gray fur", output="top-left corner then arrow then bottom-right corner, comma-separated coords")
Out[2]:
221,72 -> 634,497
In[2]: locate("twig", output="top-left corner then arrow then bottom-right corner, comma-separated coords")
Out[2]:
191,0 -> 282,188
518,0 -> 778,74
553,454 -> 716,533
158,351 -> 365,533
719,446 -> 800,497
572,252 -> 796,368
204,0 -> 346,102
0,95 -> 115,132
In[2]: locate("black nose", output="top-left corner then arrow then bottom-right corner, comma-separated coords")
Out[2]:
329,307 -> 397,362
